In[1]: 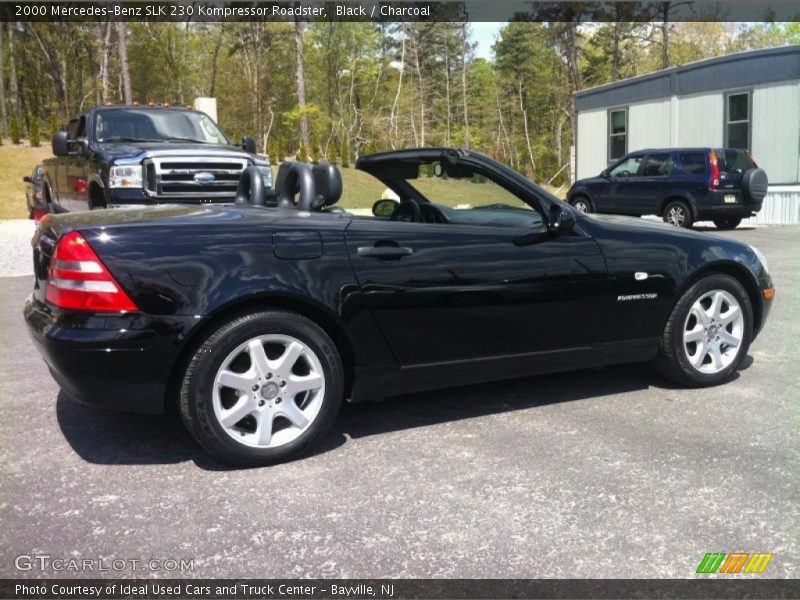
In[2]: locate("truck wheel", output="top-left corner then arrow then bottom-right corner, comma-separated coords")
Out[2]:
653,274 -> 752,387
569,196 -> 593,213
713,217 -> 742,230
663,200 -> 693,228
179,309 -> 344,466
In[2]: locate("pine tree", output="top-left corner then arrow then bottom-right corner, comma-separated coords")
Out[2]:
9,114 -> 22,145
28,114 -> 41,147
298,140 -> 309,163
327,140 -> 338,164
341,141 -> 350,168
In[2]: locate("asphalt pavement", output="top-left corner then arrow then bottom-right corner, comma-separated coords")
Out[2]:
0,225 -> 797,579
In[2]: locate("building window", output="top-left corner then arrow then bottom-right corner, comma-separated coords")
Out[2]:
725,92 -> 750,150
608,108 -> 627,161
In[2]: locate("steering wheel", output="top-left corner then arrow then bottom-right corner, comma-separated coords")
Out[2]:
419,203 -> 446,224
617,170 -> 631,177
390,200 -> 420,222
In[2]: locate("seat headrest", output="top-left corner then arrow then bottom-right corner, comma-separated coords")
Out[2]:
275,161 -> 315,209
312,163 -> 343,209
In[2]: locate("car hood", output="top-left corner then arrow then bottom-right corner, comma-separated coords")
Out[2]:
94,142 -> 262,164
570,176 -> 605,189
580,212 -> 736,244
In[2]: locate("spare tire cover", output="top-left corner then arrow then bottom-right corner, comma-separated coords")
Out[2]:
741,168 -> 768,203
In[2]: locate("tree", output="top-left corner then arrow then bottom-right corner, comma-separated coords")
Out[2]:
294,20 -> 310,151
117,22 -> 132,103
0,25 -> 7,138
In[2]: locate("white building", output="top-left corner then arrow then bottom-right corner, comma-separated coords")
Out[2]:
574,46 -> 800,224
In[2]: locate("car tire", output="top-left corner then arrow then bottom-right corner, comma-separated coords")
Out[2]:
569,196 -> 593,214
653,274 -> 752,387
663,200 -> 694,228
713,217 -> 742,230
179,309 -> 344,466
741,168 -> 768,203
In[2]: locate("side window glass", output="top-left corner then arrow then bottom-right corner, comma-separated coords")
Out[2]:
411,164 -> 543,229
679,152 -> 706,175
641,153 -> 672,177
609,156 -> 642,178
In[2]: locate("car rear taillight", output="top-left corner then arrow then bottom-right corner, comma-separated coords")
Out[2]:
46,231 -> 138,312
709,151 -> 720,190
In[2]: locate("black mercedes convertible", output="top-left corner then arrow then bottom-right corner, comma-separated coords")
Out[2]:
24,148 -> 774,465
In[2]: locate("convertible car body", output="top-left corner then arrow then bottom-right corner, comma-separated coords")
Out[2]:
24,148 -> 774,465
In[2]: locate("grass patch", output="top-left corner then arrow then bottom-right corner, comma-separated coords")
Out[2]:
0,141 -> 51,219
0,142 -> 565,219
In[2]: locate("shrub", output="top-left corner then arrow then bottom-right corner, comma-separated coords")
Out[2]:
28,114 -> 42,147
341,141 -> 350,168
9,114 -> 22,145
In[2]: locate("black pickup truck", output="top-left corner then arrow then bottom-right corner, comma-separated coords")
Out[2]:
41,105 -> 272,212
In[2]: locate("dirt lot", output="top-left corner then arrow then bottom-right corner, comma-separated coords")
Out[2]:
0,225 -> 797,579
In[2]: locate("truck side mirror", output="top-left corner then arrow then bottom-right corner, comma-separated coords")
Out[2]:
242,136 -> 257,154
52,131 -> 70,157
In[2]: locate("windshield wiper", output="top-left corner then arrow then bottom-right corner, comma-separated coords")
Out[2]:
163,136 -> 210,144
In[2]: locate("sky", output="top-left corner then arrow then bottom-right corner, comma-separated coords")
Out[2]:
471,22 -> 505,60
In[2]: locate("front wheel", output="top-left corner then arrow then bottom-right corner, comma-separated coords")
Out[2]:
179,310 -> 344,466
569,196 -> 593,214
663,201 -> 694,228
713,217 -> 742,230
653,274 -> 752,387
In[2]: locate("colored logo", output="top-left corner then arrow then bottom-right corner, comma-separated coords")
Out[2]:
696,552 -> 773,574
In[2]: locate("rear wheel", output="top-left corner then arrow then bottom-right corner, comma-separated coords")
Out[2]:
569,196 -> 593,214
663,200 -> 693,228
713,217 -> 742,230
653,274 -> 752,387
179,310 -> 343,466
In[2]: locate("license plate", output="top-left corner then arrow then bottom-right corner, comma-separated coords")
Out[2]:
724,194 -> 737,203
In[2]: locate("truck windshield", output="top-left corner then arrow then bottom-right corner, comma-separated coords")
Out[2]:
95,109 -> 230,144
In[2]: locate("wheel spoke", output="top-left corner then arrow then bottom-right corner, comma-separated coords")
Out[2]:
217,369 -> 256,392
255,411 -> 273,446
220,397 -> 255,428
280,400 -> 309,428
274,341 -> 304,374
289,373 -> 323,394
684,326 -> 705,343
692,304 -> 711,327
690,340 -> 708,368
710,291 -> 724,320
248,340 -> 270,376
720,305 -> 741,325
709,343 -> 724,370
719,330 -> 740,348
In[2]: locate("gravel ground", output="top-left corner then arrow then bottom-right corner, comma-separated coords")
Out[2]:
0,223 -> 797,580
0,220 -> 35,277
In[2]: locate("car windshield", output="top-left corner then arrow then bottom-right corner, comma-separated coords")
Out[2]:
95,109 -> 229,144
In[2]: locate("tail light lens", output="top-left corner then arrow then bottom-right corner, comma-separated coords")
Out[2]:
46,231 -> 139,312
709,151 -> 720,190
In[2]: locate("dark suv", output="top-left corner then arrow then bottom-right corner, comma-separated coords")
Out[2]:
567,148 -> 767,229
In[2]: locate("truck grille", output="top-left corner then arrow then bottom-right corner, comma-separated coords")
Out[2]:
143,156 -> 248,199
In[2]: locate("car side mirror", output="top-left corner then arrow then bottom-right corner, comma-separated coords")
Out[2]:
372,198 -> 399,217
242,136 -> 257,154
23,176 -> 32,183
547,204 -> 576,233
52,131 -> 70,157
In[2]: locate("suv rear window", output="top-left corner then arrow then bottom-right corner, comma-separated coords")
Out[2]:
717,149 -> 756,174
679,152 -> 706,175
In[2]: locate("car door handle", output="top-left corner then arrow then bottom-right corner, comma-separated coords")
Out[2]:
357,245 -> 414,259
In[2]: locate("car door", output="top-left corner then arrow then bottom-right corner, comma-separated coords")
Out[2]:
344,181 -> 608,368
630,152 -> 674,215
596,154 -> 644,214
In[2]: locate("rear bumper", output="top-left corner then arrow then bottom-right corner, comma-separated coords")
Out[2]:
695,192 -> 762,220
24,296 -> 198,414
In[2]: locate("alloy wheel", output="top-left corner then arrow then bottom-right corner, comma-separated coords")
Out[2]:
212,334 -> 326,448
573,199 -> 590,213
667,205 -> 686,227
682,289 -> 744,374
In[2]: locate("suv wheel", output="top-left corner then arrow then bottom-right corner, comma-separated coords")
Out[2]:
569,196 -> 593,214
179,309 -> 344,466
713,217 -> 742,230
663,201 -> 693,228
653,274 -> 752,387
